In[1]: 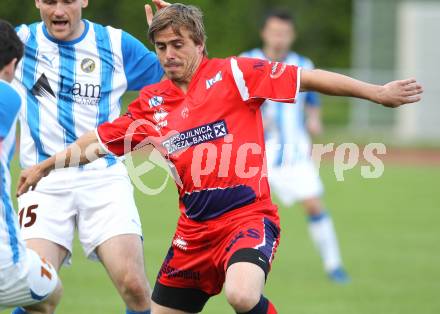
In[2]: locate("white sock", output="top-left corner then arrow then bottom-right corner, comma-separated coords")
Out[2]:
308,212 -> 343,272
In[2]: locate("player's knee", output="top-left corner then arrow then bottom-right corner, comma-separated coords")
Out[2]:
118,271 -> 149,301
225,285 -> 260,312
24,283 -> 62,314
303,198 -> 322,216
49,279 -> 63,306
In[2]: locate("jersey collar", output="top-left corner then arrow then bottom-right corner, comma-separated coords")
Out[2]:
42,19 -> 90,45
187,57 -> 209,92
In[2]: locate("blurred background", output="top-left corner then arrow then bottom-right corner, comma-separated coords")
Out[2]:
1,0 -> 439,313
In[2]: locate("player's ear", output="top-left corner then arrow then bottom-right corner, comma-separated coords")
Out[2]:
196,44 -> 204,55
3,58 -> 17,82
35,0 -> 41,9
81,0 -> 89,9
290,25 -> 296,44
9,58 -> 18,69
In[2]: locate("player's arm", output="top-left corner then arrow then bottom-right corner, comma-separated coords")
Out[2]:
300,69 -> 423,108
145,0 -> 171,26
303,90 -> 322,136
17,96 -> 155,196
17,131 -> 104,196
306,105 -> 322,136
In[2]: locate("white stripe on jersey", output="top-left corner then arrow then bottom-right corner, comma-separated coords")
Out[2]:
230,58 -> 250,101
240,49 -> 316,166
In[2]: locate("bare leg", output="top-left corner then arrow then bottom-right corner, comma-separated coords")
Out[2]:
25,239 -> 69,271
302,196 -> 322,216
151,301 -> 195,314
224,262 -> 265,312
24,279 -> 63,314
302,198 -> 348,282
96,234 -> 151,312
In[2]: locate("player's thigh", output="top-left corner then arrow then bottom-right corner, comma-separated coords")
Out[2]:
152,240 -> 214,313
76,167 -> 142,261
152,301 -> 195,314
96,234 -> 147,285
222,213 -> 280,300
224,262 -> 265,301
0,249 -> 59,309
25,239 -> 69,271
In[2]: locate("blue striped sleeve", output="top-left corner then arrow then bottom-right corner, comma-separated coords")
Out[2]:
305,91 -> 320,107
300,57 -> 321,107
15,24 -> 26,35
0,82 -> 21,139
121,31 -> 164,91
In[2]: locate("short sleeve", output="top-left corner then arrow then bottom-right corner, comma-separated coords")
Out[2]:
230,57 -> 300,104
121,31 -> 164,91
96,98 -> 157,156
15,24 -> 30,42
297,56 -> 320,107
0,82 -> 21,139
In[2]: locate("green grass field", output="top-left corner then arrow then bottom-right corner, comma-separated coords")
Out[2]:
2,159 -> 439,314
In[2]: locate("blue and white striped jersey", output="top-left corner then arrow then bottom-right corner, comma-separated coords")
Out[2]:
0,80 -> 25,268
240,48 -> 320,166
14,20 -> 164,169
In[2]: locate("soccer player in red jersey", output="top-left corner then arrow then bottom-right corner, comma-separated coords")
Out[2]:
17,3 -> 422,314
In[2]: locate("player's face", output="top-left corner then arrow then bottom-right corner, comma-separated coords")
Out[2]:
154,26 -> 204,85
35,0 -> 88,41
261,17 -> 295,54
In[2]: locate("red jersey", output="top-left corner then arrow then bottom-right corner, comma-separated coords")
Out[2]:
97,57 -> 300,221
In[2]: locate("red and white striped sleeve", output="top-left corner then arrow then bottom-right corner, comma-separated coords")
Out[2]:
230,56 -> 300,104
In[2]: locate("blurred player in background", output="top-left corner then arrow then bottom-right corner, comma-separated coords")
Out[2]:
11,0 -> 168,313
241,10 -> 349,283
16,3 -> 422,313
0,19 -> 62,314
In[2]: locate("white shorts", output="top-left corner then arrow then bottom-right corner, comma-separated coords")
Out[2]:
268,159 -> 324,207
0,248 -> 58,310
18,162 -> 142,265
265,134 -> 323,207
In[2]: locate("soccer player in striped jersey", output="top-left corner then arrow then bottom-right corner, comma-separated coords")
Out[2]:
0,19 -> 62,314
17,4 -> 422,313
12,1 -> 167,313
241,11 -> 349,283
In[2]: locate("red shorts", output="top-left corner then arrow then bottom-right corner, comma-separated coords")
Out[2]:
152,200 -> 281,312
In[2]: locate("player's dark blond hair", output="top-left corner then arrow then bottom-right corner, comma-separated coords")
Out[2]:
148,3 -> 208,55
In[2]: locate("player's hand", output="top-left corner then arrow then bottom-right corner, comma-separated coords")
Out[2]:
307,118 -> 322,136
16,165 -> 50,196
376,78 -> 423,108
145,0 -> 171,27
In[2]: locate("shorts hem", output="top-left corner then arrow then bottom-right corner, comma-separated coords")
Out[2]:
19,235 -> 72,266
152,281 -> 211,313
227,248 -> 270,280
84,230 -> 143,261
